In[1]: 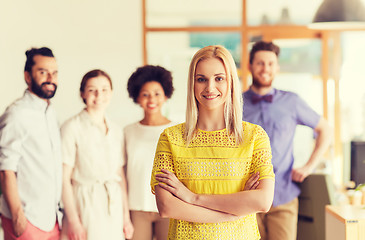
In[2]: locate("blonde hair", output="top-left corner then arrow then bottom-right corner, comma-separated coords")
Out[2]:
185,45 -> 243,145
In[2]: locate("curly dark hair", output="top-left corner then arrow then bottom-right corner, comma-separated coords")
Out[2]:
127,65 -> 174,103
249,41 -> 280,64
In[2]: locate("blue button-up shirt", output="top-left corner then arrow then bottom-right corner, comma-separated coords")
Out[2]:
243,88 -> 320,206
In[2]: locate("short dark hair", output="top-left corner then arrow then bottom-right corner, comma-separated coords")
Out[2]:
24,47 -> 54,73
249,41 -> 280,64
127,65 -> 174,103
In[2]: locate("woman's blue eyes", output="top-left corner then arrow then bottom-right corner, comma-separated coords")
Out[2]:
196,77 -> 224,82
87,88 -> 109,92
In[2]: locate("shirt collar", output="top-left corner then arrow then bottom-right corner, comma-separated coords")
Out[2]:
80,109 -> 111,133
23,89 -> 50,112
246,87 -> 276,99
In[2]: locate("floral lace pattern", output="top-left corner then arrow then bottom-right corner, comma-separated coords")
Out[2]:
175,157 -> 252,180
151,122 -> 274,239
169,217 -> 260,240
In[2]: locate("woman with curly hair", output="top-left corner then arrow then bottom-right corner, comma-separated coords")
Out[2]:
124,65 -> 175,240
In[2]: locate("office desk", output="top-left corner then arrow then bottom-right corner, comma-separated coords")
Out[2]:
325,205 -> 365,240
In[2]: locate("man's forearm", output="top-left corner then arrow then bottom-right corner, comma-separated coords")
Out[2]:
307,117 -> 332,169
0,170 -> 25,221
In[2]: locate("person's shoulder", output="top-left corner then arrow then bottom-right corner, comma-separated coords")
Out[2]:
166,120 -> 180,128
160,123 -> 184,139
105,118 -> 123,140
242,121 -> 264,130
242,121 -> 268,136
242,89 -> 252,99
159,123 -> 185,145
123,121 -> 139,132
163,122 -> 184,134
61,111 -> 84,131
275,88 -> 299,99
0,97 -> 31,124
106,117 -> 121,129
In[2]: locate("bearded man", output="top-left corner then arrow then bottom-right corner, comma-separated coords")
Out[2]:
243,41 -> 331,240
0,47 -> 62,240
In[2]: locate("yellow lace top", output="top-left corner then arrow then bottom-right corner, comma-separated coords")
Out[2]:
151,122 -> 274,240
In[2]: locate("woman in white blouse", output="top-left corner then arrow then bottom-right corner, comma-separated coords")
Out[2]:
124,65 -> 175,240
61,70 -> 134,240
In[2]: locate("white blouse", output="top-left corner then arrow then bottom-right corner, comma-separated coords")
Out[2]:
61,109 -> 124,184
124,121 -> 176,212
61,110 -> 125,240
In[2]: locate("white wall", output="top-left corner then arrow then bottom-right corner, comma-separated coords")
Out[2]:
0,0 -> 143,127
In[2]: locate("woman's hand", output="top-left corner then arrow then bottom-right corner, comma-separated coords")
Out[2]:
155,169 -> 197,204
244,172 -> 260,191
123,218 -> 134,239
67,220 -> 87,240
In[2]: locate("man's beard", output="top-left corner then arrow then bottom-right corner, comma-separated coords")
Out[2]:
30,76 -> 57,99
252,76 -> 273,88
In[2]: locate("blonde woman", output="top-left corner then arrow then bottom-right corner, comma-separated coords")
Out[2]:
61,70 -> 133,240
151,46 -> 275,240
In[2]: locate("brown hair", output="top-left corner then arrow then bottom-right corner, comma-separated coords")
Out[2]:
80,69 -> 113,103
80,69 -> 113,93
249,41 -> 280,64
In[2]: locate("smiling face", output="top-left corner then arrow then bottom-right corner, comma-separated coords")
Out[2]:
194,57 -> 228,112
137,81 -> 167,115
81,76 -> 112,111
25,55 -> 58,99
249,50 -> 279,88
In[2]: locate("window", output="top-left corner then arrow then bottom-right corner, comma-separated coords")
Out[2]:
142,0 -> 361,185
